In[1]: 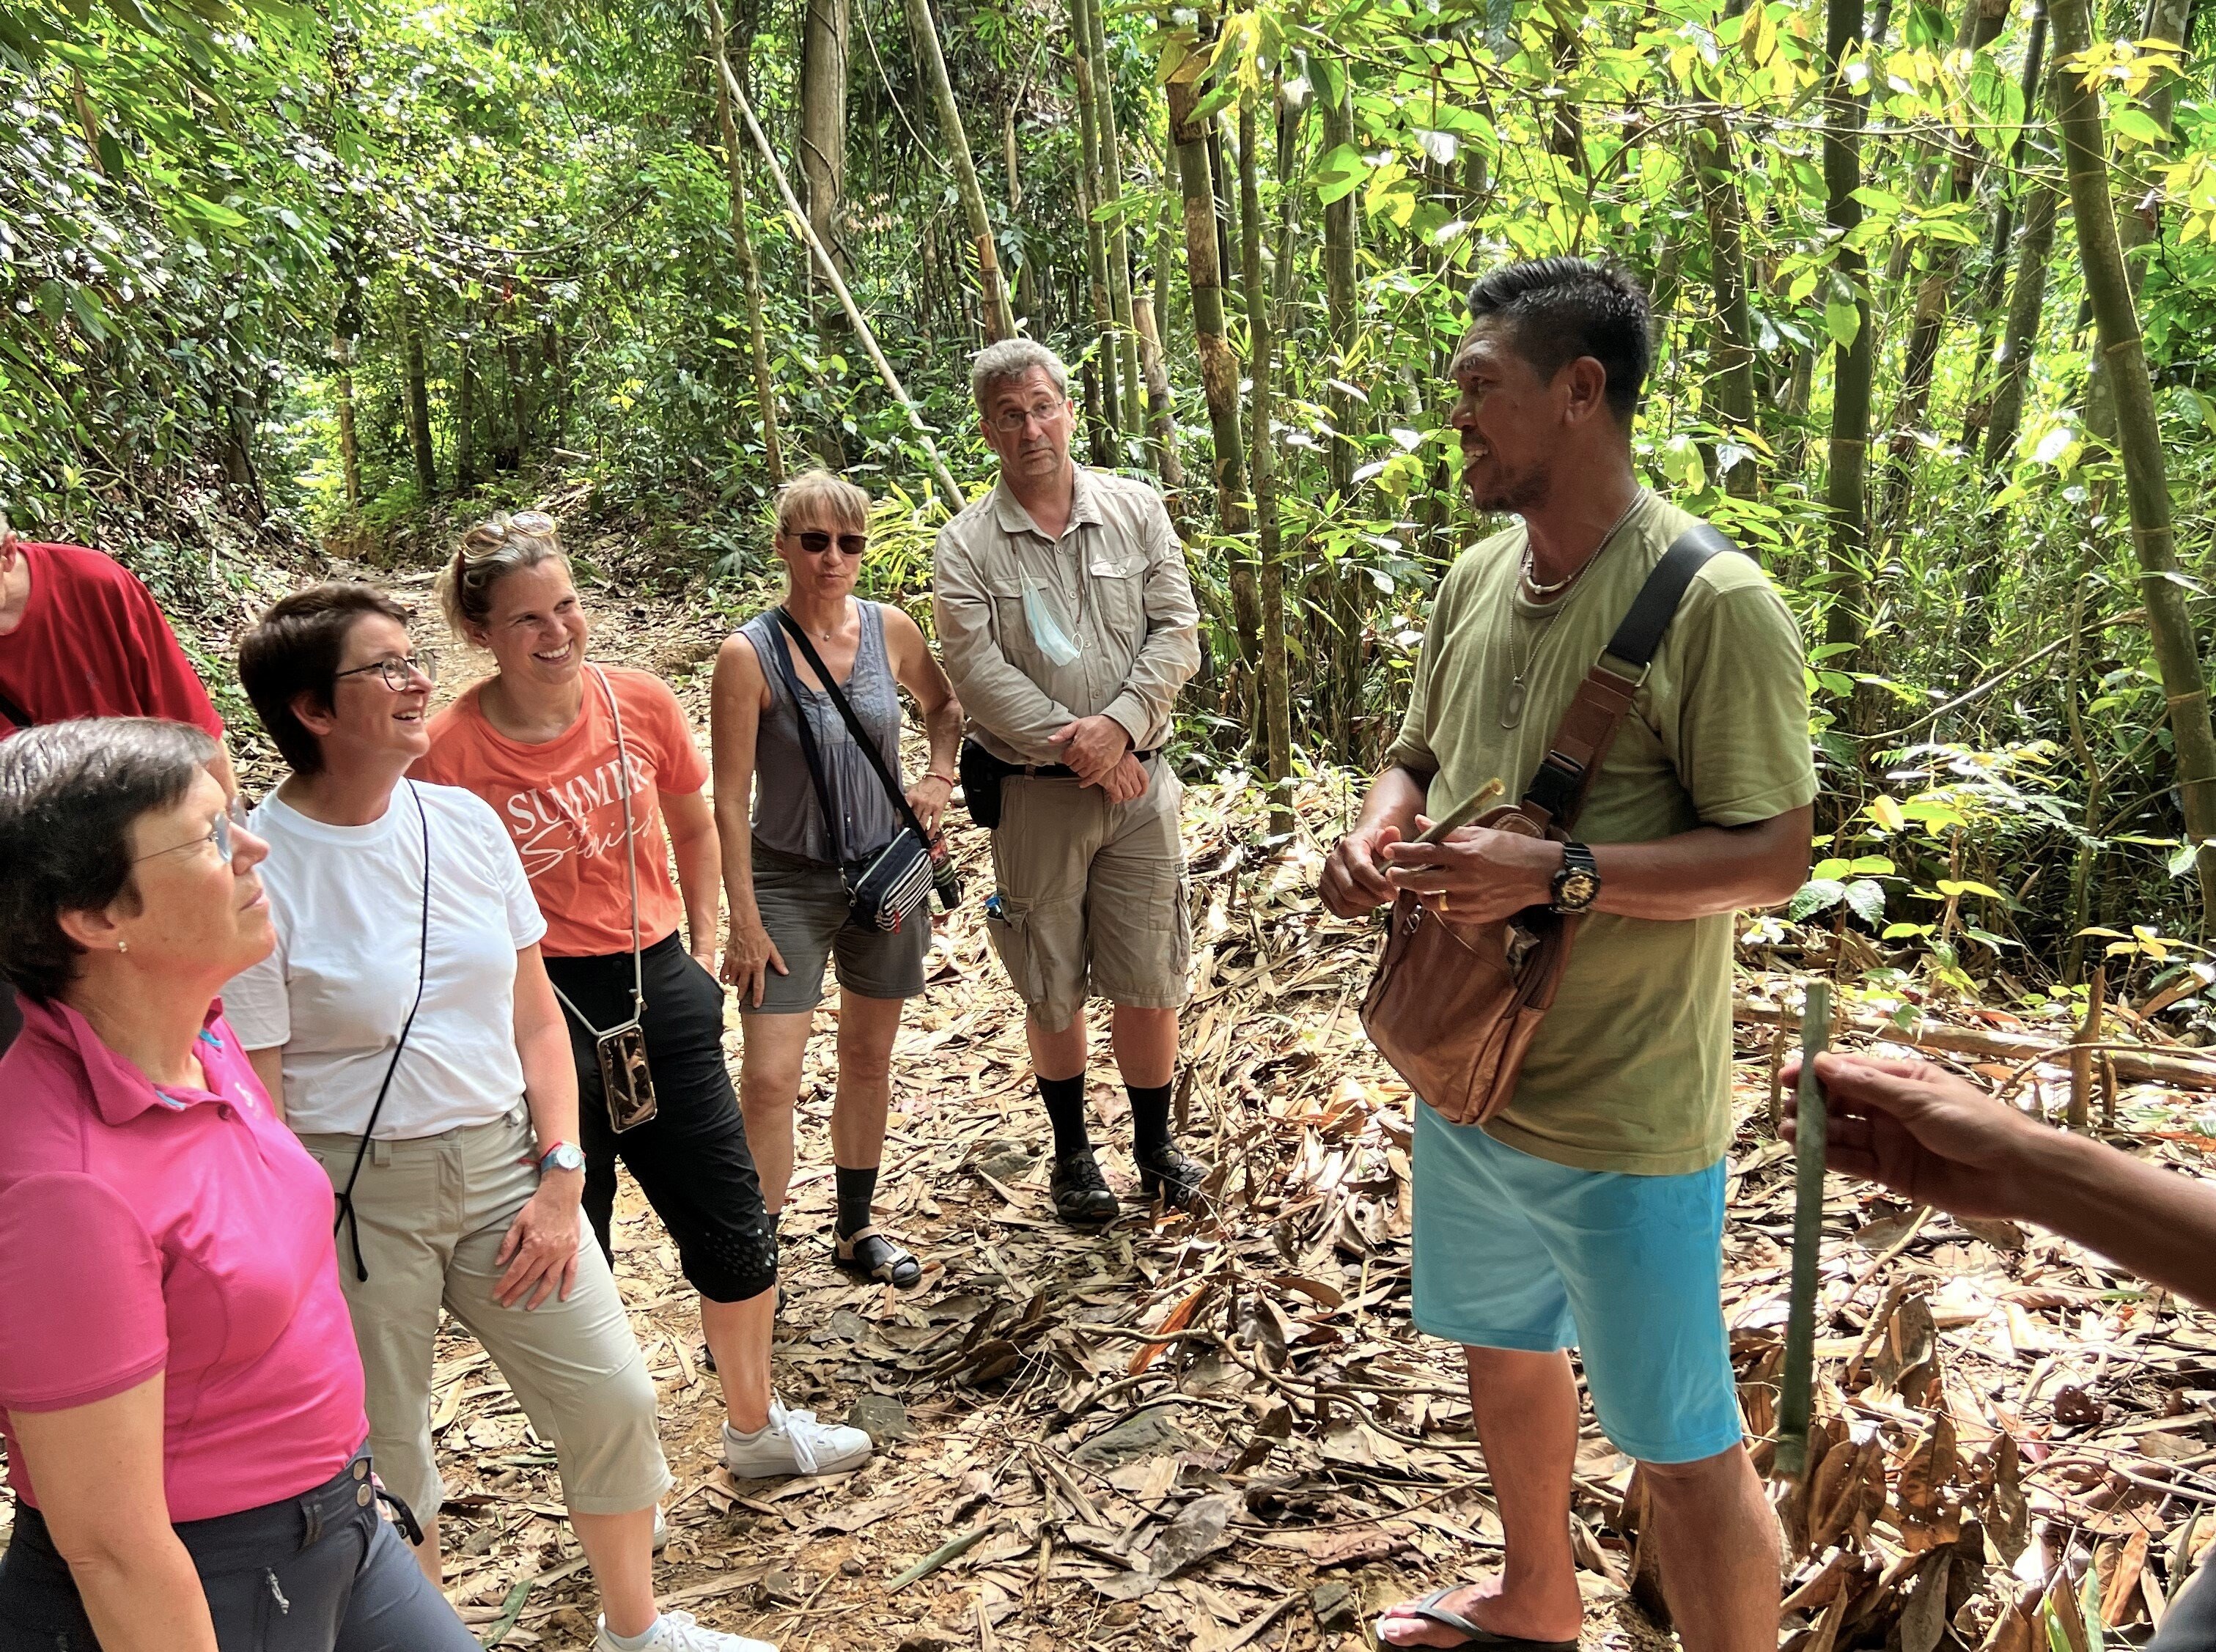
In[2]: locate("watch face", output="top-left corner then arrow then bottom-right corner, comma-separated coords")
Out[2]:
545,1144 -> 585,1173
1559,871 -> 1599,909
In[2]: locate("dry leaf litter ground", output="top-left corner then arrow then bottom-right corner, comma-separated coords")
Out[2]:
8,544 -> 2216,1652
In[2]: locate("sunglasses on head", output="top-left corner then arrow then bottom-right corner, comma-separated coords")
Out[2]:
795,530 -> 868,558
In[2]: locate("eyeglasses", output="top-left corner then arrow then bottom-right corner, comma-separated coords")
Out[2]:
133,794 -> 251,867
989,400 -> 1070,435
795,531 -> 868,558
334,653 -> 439,693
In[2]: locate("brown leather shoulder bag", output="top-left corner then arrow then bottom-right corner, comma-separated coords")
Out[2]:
1360,522 -> 1742,1125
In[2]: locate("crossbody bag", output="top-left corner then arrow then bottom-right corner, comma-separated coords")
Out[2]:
770,608 -> 961,929
1360,522 -> 1744,1125
333,782 -> 431,1282
548,664 -> 658,1134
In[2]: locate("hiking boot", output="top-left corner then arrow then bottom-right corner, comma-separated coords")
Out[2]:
721,1396 -> 874,1479
1134,1143 -> 1207,1211
1050,1149 -> 1120,1226
594,1609 -> 776,1652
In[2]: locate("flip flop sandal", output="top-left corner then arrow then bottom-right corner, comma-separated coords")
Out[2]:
833,1224 -> 922,1288
1373,1588 -> 1581,1651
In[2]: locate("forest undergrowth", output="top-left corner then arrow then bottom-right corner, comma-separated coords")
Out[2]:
16,525 -> 2202,1652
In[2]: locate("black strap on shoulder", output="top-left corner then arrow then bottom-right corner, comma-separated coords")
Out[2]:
0,686 -> 33,733
1600,520 -> 1742,669
772,609 -> 930,845
765,622 -> 847,865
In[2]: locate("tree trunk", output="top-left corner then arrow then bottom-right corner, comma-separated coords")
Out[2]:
333,328 -> 361,509
1168,75 -> 1255,667
1961,0 -> 2050,449
1005,100 -> 1039,322
455,313 -> 478,490
2050,0 -> 2216,932
1243,92 -> 1292,836
799,0 -> 850,462
501,329 -> 528,470
1082,0 -> 1142,435
1134,270 -> 1183,491
1693,108 -> 1758,498
2084,0 -> 2194,446
402,291 -> 438,503
1821,0 -> 1873,709
1320,63 -> 1361,753
1979,183 -> 2059,477
906,0 -> 1014,340
1071,8 -> 1122,435
708,0 -> 785,484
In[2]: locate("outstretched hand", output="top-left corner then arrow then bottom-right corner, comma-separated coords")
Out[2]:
1782,1051 -> 2054,1223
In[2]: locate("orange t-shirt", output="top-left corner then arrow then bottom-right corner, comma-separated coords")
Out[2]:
413,666 -> 708,959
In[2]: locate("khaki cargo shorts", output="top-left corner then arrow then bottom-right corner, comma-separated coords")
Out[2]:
984,757 -> 1191,1033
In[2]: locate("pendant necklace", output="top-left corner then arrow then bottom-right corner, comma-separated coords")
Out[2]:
1498,489 -> 1649,731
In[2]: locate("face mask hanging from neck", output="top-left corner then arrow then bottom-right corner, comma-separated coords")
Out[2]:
1021,571 -> 1083,667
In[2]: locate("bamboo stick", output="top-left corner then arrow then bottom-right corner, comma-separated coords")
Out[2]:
706,51 -> 965,509
1774,982 -> 1831,1482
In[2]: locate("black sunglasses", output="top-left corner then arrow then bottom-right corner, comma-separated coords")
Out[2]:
795,530 -> 868,558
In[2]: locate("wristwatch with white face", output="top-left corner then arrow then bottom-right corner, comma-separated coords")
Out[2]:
539,1141 -> 586,1175
1551,841 -> 1601,915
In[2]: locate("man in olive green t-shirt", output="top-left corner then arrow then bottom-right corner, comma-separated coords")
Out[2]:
1323,259 -> 1815,1652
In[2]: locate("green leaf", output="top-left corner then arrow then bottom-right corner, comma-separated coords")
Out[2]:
1311,142 -> 1367,206
2111,106 -> 2166,145
1844,880 -> 1888,926
1937,879 -> 2002,899
1788,879 -> 1847,921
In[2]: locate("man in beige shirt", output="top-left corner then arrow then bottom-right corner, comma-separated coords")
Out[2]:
934,339 -> 1203,1225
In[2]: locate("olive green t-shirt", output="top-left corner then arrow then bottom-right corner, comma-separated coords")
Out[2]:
1383,492 -> 1816,1175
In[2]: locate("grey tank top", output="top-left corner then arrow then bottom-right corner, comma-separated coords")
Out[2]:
743,603 -> 906,865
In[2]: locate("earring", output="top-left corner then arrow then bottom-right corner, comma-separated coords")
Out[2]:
116,939 -> 128,954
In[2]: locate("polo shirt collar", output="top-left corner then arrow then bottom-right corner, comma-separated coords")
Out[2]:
21,993 -> 229,1124
990,468 -> 1103,544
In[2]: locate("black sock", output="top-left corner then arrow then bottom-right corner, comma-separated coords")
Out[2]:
1127,1081 -> 1175,1159
834,1165 -> 878,1239
1039,1074 -> 1091,1160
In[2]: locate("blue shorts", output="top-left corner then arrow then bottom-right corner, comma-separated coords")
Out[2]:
1410,1102 -> 1742,1464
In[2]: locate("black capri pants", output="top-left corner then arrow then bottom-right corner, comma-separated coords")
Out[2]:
0,1452 -> 475,1652
548,931 -> 778,1302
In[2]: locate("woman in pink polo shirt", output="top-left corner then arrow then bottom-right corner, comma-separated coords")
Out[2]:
0,719 -> 476,1652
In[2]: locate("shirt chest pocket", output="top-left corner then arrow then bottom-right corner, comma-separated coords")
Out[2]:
1084,547 -> 1146,638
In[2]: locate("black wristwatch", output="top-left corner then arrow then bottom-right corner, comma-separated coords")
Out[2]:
1551,841 -> 1601,914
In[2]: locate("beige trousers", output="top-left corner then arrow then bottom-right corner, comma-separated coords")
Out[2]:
295,1106 -> 671,1522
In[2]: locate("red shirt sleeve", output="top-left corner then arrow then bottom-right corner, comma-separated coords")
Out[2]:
117,572 -> 224,740
0,1173 -> 168,1412
638,674 -> 707,794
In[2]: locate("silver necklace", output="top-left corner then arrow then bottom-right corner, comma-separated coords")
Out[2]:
1500,490 -> 1648,731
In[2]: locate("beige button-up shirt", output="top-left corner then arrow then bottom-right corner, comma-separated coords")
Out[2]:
933,468 -> 1201,767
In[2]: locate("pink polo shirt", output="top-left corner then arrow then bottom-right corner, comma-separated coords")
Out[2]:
0,995 -> 367,1523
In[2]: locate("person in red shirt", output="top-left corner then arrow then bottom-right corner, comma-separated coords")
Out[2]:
0,515 -> 236,1056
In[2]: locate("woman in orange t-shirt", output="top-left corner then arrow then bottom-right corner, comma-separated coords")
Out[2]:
414,512 -> 872,1487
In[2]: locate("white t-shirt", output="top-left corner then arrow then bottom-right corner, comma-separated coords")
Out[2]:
224,781 -> 549,1140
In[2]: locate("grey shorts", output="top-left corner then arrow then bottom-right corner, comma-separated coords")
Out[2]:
748,838 -> 931,1014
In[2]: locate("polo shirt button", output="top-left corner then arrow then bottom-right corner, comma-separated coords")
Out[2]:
356,1484 -> 373,1506
353,1461 -> 369,1481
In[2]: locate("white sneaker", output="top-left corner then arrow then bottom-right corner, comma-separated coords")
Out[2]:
595,1609 -> 776,1652
721,1396 -> 874,1478
652,1505 -> 668,1552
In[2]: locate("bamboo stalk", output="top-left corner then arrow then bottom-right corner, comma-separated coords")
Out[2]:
706,0 -> 785,484
707,51 -> 965,509
1775,981 -> 1832,1483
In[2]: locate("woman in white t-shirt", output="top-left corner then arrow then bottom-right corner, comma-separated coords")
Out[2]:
226,583 -> 770,1652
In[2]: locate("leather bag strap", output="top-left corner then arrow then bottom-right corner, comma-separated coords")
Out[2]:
1519,521 -> 1745,836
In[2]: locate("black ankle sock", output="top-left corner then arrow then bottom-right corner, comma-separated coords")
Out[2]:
1039,1074 -> 1091,1160
833,1165 -> 878,1239
1127,1081 -> 1175,1158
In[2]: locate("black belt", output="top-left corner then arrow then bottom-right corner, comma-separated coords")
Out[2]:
1012,748 -> 1157,778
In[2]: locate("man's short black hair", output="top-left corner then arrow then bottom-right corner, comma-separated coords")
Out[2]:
238,583 -> 411,778
1463,258 -> 1652,422
0,718 -> 216,1000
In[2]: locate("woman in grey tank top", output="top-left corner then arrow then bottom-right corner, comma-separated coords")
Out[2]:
709,471 -> 963,1289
